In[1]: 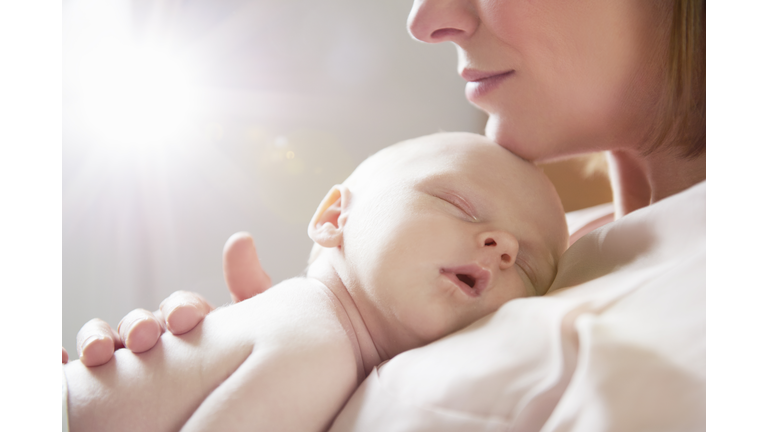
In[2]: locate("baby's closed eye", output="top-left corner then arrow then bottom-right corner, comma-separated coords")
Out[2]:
433,192 -> 478,222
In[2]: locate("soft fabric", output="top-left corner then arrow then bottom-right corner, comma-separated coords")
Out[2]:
330,181 -> 705,432
564,202 -> 614,244
563,202 -> 614,235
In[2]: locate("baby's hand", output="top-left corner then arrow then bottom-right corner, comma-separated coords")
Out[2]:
70,232 -> 272,367
223,232 -> 273,302
71,292 -> 212,366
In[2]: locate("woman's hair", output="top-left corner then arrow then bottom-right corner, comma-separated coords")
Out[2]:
648,0 -> 705,158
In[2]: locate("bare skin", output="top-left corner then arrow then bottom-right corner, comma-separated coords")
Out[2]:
67,147 -> 705,366
65,233 -> 269,366
66,277 -> 365,432
70,0 -> 705,393
607,148 -> 706,218
64,134 -> 567,431
69,139 -> 704,366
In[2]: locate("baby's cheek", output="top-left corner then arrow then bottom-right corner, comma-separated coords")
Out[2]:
488,278 -> 530,310
403,307 -> 456,347
412,301 -> 480,345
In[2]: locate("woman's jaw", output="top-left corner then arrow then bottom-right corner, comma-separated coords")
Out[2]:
457,52 -> 648,163
482,111 -> 610,164
413,0 -> 673,164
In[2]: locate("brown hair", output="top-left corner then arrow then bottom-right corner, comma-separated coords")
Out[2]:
648,0 -> 706,158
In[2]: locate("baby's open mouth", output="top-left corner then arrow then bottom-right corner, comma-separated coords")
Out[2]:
440,265 -> 491,298
457,273 -> 476,287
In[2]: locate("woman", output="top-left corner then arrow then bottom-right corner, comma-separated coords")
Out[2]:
68,0 -> 705,429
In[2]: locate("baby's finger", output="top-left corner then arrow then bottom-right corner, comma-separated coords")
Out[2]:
76,318 -> 120,367
117,308 -> 164,353
62,347 -> 69,364
224,232 -> 272,302
159,291 -> 214,335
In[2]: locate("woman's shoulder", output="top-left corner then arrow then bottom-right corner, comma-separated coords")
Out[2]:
551,180 -> 705,293
564,180 -> 705,247
566,202 -> 615,245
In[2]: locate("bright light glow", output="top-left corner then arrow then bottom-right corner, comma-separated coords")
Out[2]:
68,0 -> 201,155
76,46 -> 200,154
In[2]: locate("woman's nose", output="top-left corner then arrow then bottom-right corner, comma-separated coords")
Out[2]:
408,0 -> 479,44
479,231 -> 518,270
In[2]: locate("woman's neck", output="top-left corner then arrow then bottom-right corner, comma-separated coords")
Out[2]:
607,148 -> 706,218
306,257 -> 385,377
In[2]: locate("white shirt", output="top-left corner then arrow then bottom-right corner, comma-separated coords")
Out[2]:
330,181 -> 706,432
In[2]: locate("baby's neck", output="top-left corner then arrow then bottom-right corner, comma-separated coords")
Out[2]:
306,258 -> 384,377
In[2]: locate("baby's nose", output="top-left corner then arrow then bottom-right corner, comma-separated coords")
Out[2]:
479,231 -> 518,270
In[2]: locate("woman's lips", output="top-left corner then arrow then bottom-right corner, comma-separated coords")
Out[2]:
461,69 -> 515,103
440,265 -> 491,298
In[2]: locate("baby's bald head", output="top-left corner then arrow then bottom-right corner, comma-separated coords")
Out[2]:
306,132 -> 568,355
311,132 -> 568,295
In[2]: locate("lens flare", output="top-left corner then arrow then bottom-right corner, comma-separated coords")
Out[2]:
76,46 -> 199,153
67,0 -> 201,156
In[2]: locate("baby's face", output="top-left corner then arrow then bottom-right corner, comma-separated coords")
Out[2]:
340,133 -> 568,351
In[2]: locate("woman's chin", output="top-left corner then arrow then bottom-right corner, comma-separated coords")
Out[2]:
484,116 -> 542,162
484,115 -> 590,163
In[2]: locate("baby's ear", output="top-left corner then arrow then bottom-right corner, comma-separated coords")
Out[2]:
307,185 -> 351,248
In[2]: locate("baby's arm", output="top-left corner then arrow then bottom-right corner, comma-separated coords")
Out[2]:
65,305 -> 254,432
182,278 -> 360,431
69,232 -> 271,367
65,278 -> 360,432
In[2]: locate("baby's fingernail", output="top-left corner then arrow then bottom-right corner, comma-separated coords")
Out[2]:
124,318 -> 160,352
80,335 -> 103,352
79,335 -> 114,366
166,304 -> 199,334
127,317 -> 149,332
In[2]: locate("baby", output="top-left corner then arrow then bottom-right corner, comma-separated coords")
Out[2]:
63,132 -> 568,432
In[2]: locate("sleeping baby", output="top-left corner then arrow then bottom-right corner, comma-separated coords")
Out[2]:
63,132 -> 569,432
